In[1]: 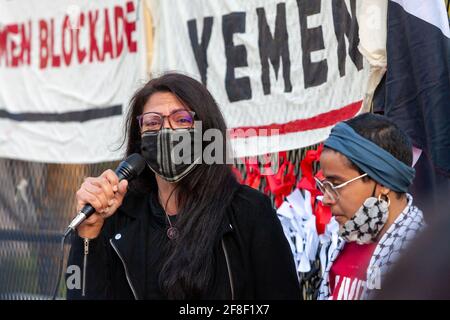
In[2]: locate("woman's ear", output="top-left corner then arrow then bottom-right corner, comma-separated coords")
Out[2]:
374,184 -> 391,197
381,187 -> 391,196
377,185 -> 391,197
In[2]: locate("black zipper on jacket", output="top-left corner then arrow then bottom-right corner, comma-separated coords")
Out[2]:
82,238 -> 89,297
221,239 -> 235,300
109,239 -> 139,300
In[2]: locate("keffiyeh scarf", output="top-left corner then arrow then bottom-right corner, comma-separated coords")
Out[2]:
317,194 -> 425,300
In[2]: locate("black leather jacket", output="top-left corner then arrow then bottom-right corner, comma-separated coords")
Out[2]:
66,184 -> 301,300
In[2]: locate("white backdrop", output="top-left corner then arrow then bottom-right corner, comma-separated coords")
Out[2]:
149,0 -> 370,158
0,0 -> 147,163
0,0 -> 370,163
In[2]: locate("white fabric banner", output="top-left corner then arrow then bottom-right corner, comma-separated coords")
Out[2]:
0,0 -> 147,163
149,0 -> 370,158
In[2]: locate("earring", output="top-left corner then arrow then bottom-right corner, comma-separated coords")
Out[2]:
378,193 -> 391,207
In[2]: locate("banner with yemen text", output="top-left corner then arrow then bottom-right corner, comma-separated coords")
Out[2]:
149,0 -> 370,158
0,0 -> 147,163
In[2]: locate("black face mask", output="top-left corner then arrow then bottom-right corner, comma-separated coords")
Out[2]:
141,128 -> 202,183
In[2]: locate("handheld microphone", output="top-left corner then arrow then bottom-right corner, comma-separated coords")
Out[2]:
64,153 -> 146,236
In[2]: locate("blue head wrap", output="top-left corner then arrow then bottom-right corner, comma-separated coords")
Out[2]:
324,122 -> 415,193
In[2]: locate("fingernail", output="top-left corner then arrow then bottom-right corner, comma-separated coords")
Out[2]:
113,185 -> 118,192
108,200 -> 114,206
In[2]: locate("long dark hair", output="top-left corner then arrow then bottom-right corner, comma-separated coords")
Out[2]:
123,72 -> 238,299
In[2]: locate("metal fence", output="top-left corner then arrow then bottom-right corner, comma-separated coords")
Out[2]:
0,159 -> 117,299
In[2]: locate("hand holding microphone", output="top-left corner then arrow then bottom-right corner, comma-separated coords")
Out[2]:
75,170 -> 128,238
68,153 -> 146,239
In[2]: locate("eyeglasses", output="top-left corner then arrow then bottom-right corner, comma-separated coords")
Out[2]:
314,173 -> 368,203
136,109 -> 196,132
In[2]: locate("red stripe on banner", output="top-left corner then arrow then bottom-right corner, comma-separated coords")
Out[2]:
229,100 -> 363,138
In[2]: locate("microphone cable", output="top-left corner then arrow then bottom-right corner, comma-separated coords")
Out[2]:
51,228 -> 72,300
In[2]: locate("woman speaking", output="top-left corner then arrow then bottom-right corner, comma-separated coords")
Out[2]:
66,73 -> 301,300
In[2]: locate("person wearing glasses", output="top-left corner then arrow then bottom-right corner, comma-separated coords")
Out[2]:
315,113 -> 425,300
66,72 -> 301,300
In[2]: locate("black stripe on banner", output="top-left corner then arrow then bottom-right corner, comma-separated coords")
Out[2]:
0,105 -> 122,122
